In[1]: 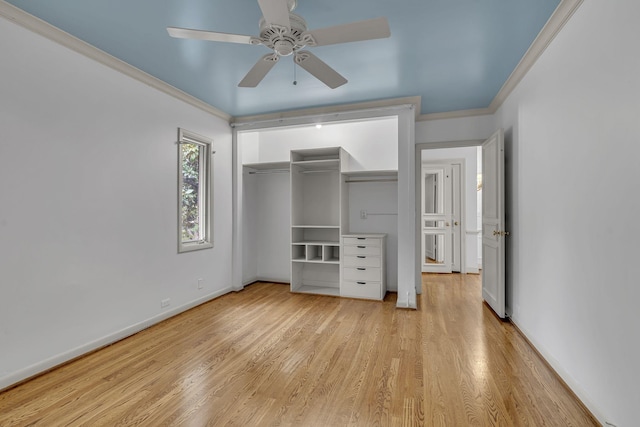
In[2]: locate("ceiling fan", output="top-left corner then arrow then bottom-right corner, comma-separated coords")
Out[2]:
167,0 -> 390,89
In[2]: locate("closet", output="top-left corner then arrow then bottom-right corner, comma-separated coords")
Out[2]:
239,116 -> 400,299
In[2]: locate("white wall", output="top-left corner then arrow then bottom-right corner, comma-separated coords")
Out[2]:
347,182 -> 398,290
415,115 -> 494,144
0,16 -> 233,388
494,1 -> 640,424
420,147 -> 479,272
253,117 -> 398,171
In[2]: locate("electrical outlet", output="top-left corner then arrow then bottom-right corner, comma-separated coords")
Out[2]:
197,278 -> 204,289
360,209 -> 367,219
161,298 -> 170,308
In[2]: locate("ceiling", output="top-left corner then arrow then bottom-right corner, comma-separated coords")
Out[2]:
3,0 -> 560,118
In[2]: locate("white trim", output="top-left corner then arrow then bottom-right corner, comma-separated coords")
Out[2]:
509,317 -> 605,425
416,0 -> 583,122
0,287 -> 234,391
418,108 -> 492,122
0,1 -> 231,123
0,0 -> 581,123
488,0 -> 583,113
177,128 -> 214,253
232,96 -> 421,127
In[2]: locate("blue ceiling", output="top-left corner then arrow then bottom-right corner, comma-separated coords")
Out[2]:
5,0 -> 560,117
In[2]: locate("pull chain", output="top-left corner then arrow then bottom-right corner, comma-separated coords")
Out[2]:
293,61 -> 297,85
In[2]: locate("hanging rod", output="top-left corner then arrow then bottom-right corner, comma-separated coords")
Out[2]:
247,169 -> 290,175
345,178 -> 398,183
299,169 -> 337,174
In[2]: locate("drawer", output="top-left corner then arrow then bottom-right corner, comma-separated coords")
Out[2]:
343,255 -> 381,268
343,237 -> 382,247
343,245 -> 381,256
341,280 -> 382,300
343,267 -> 381,282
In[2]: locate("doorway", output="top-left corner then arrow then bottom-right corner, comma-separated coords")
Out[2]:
418,145 -> 481,275
421,161 -> 463,273
416,130 -> 506,319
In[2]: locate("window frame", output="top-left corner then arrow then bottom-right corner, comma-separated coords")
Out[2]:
177,128 -> 213,253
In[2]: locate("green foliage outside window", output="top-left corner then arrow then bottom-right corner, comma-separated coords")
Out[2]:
181,143 -> 201,241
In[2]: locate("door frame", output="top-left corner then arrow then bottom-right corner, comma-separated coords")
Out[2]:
420,159 -> 465,273
415,140 -> 484,291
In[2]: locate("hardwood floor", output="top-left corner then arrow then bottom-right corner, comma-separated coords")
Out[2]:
0,274 -> 598,426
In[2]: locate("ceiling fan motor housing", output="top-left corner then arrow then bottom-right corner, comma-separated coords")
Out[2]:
258,13 -> 311,56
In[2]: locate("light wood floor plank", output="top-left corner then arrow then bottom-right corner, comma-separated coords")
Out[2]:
0,274 -> 598,426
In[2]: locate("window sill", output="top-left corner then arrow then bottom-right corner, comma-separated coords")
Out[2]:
179,241 -> 214,253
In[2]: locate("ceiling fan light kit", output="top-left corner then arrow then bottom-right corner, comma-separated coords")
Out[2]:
167,0 -> 390,89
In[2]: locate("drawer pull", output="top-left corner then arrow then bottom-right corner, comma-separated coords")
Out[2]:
357,245 -> 366,248
357,281 -> 366,285
357,256 -> 366,259
357,237 -> 366,240
357,268 -> 366,271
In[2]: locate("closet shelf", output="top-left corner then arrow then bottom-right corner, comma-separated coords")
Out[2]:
243,161 -> 290,171
292,241 -> 339,245
291,225 -> 340,229
292,259 -> 339,265
341,169 -> 397,177
291,159 -> 340,171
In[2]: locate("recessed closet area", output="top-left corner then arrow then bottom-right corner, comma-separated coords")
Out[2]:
238,116 -> 400,298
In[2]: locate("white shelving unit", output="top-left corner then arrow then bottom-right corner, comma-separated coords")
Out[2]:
290,147 -> 348,296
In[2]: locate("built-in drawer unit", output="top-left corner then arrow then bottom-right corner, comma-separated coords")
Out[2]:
343,255 -> 381,268
341,280 -> 381,300
340,234 -> 386,300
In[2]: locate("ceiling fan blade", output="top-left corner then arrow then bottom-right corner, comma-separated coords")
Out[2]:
257,0 -> 291,30
305,17 -> 390,47
238,54 -> 280,87
167,27 -> 254,44
294,51 -> 347,89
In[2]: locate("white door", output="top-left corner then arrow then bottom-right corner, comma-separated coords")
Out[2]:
450,163 -> 462,272
421,165 -> 452,273
482,129 -> 506,318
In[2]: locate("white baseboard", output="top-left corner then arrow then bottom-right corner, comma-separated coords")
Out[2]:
509,317 -> 605,425
0,286 -> 233,391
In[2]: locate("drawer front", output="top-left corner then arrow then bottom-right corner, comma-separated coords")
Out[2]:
343,237 -> 382,247
341,281 -> 382,300
343,245 -> 381,256
343,255 -> 381,268
343,267 -> 381,282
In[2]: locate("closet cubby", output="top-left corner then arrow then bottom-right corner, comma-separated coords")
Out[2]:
323,245 -> 340,263
291,244 -> 306,261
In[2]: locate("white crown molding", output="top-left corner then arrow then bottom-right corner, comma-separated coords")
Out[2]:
1,0 -> 582,125
0,1 -> 232,123
417,108 -> 492,122
232,96 -> 422,126
487,0 -> 584,114
417,0 -> 583,122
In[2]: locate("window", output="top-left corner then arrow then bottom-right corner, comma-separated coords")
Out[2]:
178,128 -> 213,253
